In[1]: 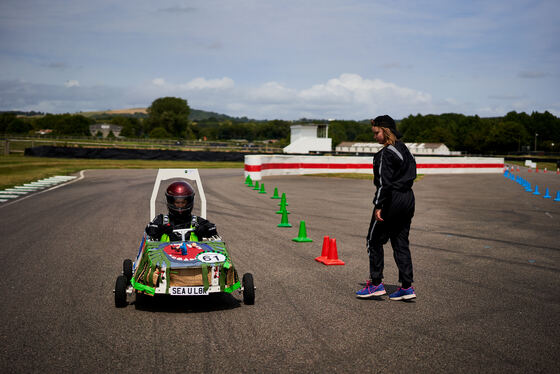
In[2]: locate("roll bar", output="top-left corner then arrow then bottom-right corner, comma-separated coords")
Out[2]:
149,169 -> 207,221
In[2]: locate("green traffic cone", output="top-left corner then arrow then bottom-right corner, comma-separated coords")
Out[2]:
259,183 -> 267,194
292,220 -> 312,242
246,176 -> 254,187
253,180 -> 260,190
277,208 -> 292,227
271,187 -> 281,199
278,192 -> 288,206
244,175 -> 251,185
276,205 -> 290,215
276,195 -> 289,214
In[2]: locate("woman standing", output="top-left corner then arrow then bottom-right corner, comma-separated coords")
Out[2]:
356,115 -> 417,300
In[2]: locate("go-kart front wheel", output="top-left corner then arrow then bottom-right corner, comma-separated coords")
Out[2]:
123,259 -> 133,284
242,273 -> 255,305
114,275 -> 128,308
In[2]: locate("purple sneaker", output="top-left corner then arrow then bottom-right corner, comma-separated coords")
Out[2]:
356,281 -> 386,298
389,286 -> 416,301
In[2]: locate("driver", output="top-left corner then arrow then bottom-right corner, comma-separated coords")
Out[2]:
145,181 -> 220,242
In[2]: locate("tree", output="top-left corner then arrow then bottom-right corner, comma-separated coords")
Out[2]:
418,126 -> 456,147
33,114 -> 92,136
486,121 -> 529,153
113,116 -> 143,138
1,113 -> 33,134
149,127 -> 171,139
145,97 -> 191,138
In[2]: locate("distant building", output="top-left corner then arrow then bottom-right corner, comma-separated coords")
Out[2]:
407,143 -> 457,155
89,123 -> 122,137
283,123 -> 332,154
335,142 -> 460,156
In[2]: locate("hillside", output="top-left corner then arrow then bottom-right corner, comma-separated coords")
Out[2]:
78,107 -> 249,122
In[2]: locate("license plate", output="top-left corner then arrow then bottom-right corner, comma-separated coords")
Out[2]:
169,286 -> 209,296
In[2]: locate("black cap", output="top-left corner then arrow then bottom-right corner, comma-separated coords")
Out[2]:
371,115 -> 402,139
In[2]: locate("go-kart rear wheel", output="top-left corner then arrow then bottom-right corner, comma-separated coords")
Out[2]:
114,275 -> 128,308
123,259 -> 133,284
242,273 -> 255,305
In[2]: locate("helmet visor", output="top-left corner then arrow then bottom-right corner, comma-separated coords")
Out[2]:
166,194 -> 194,214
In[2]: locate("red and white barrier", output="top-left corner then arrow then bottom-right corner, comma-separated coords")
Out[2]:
244,155 -> 505,180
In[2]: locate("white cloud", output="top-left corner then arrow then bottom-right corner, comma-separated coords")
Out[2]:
0,74 -> 437,119
152,78 -> 166,86
8,72 -> 558,120
247,81 -> 297,103
64,80 -> 80,87
148,77 -> 234,91
195,73 -> 434,119
181,77 -> 234,90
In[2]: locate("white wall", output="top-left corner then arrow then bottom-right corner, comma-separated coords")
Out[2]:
245,154 -> 504,180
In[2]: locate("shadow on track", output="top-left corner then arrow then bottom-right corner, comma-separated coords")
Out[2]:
132,292 -> 242,313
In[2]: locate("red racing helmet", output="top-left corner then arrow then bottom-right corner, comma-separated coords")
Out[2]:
165,181 -> 195,216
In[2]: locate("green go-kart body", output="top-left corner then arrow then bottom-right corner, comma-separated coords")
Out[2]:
130,235 -> 241,297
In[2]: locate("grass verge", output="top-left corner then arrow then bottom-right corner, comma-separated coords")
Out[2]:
506,160 -> 557,170
0,155 -> 243,190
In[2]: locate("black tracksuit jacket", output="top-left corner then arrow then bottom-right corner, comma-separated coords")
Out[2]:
372,141 -> 416,220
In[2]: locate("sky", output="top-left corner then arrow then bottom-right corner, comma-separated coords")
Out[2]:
0,0 -> 559,120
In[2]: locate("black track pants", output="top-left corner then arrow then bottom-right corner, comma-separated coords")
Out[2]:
367,191 -> 414,284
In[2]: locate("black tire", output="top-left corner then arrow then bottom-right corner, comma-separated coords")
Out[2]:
242,273 -> 255,305
123,259 -> 133,284
114,275 -> 128,308
134,291 -> 146,309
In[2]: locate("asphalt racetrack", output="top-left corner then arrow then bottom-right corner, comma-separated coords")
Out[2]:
1,167 -> 559,373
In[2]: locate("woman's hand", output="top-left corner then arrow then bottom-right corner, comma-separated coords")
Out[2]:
374,209 -> 384,222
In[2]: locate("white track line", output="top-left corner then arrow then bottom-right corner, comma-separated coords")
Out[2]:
0,170 -> 86,209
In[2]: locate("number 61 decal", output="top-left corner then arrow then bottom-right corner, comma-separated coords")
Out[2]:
197,253 -> 226,263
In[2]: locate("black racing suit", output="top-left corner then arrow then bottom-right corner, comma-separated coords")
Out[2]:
367,141 -> 416,285
145,213 -> 219,242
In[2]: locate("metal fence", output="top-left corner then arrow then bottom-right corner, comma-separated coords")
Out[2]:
2,136 -> 283,155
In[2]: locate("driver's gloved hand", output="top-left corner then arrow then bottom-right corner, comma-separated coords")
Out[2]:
196,222 -> 218,237
162,224 -> 174,235
145,224 -> 160,238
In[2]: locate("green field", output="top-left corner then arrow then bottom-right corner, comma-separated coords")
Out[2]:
0,155 -> 243,190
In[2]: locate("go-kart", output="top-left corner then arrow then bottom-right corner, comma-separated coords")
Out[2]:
114,168 -> 255,308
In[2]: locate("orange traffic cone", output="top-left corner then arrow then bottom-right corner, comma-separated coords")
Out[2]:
315,236 -> 330,263
323,238 -> 345,265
